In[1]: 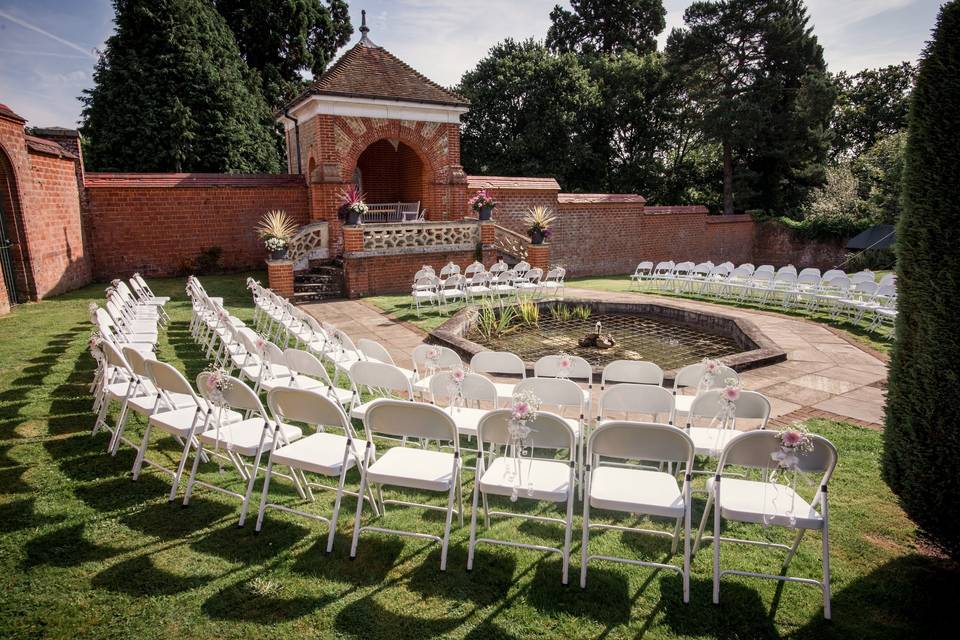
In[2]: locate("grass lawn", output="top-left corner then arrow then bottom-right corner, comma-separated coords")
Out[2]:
1,273 -> 954,639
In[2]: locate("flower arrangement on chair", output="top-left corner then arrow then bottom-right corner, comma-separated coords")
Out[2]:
523,205 -> 556,245
505,390 -> 542,501
204,364 -> 233,474
256,209 -> 298,260
763,424 -> 817,526
468,189 -> 497,220
698,358 -> 722,394
338,185 -> 369,225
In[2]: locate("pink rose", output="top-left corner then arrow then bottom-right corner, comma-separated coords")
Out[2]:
559,357 -> 571,369
513,401 -> 530,420
782,430 -> 803,447
705,360 -> 719,372
452,368 -> 465,383
722,386 -> 740,402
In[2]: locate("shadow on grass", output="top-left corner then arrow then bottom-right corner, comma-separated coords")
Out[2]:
91,554 -> 215,596
121,498 -> 234,540
407,547 -> 517,607
527,559 -> 632,625
334,592 -> 468,639
23,523 -> 120,568
74,474 -> 170,512
0,497 -> 63,533
0,465 -> 31,494
201,580 -> 334,624
291,533 -> 405,586
658,573 -> 783,640
190,519 -> 310,563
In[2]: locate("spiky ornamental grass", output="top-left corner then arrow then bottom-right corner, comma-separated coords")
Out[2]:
883,1 -> 960,559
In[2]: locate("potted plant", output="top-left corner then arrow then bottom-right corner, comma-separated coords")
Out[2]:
256,209 -> 298,260
524,205 -> 556,245
338,185 -> 368,225
468,189 -> 497,220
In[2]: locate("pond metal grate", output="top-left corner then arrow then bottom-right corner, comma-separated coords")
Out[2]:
466,313 -> 743,370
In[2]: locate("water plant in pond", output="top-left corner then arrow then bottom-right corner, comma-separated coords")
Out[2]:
477,303 -> 518,340
550,303 -> 573,321
572,304 -> 592,320
517,301 -> 540,326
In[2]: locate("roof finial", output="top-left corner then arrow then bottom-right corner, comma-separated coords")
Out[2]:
359,9 -> 372,44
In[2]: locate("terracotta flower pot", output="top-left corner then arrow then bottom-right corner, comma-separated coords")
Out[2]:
530,229 -> 545,245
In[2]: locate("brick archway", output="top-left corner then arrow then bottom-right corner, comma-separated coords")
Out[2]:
0,144 -> 29,305
355,139 -> 428,207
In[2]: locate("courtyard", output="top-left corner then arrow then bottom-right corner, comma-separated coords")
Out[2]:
0,272 -> 955,639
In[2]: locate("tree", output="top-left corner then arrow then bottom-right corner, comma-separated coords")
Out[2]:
547,0 -> 666,56
832,62 -> 916,159
457,39 -> 601,190
214,0 -> 353,109
853,131 -> 907,224
884,0 -> 960,559
81,0 -> 281,173
666,0 -> 834,214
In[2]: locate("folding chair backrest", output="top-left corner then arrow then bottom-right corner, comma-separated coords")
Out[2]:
533,354 -> 592,384
590,421 -> 693,465
440,262 -> 460,278
364,399 -> 458,443
95,307 -> 117,330
412,344 -> 462,373
514,377 -> 583,413
524,267 -> 543,283
601,360 -> 663,386
464,261 -> 485,277
878,273 -> 896,287
738,263 -> 755,274
443,274 -> 465,289
469,272 -> 492,286
350,361 -> 414,398
283,348 -> 332,384
796,273 -> 820,288
635,261 -> 653,274
687,389 -> 770,426
470,351 -> 526,378
413,269 -> 433,282
121,345 -> 152,377
490,261 -> 508,275
268,387 -> 352,434
673,363 -> 739,391
798,267 -> 821,278
755,265 -> 775,275
821,269 -> 844,281
477,409 -> 575,453
429,371 -> 497,405
146,360 -> 197,399
357,339 -> 396,365
100,339 -> 131,371
729,266 -> 752,280
852,281 -> 879,297
198,373 -> 264,414
599,384 -> 673,418
654,260 -> 675,274
719,430 -> 837,477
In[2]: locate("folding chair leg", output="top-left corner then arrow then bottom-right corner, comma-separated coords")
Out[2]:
683,486 -> 691,603
561,478 -> 575,585
254,459 -> 275,532
350,453 -> 372,558
183,441 -> 205,506
467,476 -> 481,571
692,494 -> 713,555
131,423 -> 153,480
168,437 -> 194,502
712,484 -> 722,604
439,462 -> 460,571
238,448 -> 265,527
580,469 -> 592,589
783,529 -> 805,570
326,446 -> 352,553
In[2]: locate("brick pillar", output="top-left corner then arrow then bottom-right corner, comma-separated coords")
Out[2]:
0,275 -> 9,316
267,260 -> 294,298
528,243 -> 550,272
343,225 -> 364,253
479,221 -> 497,268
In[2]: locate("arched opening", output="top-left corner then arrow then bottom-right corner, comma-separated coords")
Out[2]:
0,148 -> 25,306
355,139 -> 426,206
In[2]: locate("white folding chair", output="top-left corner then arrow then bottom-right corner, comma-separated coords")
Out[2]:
351,400 -> 463,569
256,387 -> 377,551
672,362 -> 739,415
411,344 -> 463,396
693,430 -> 838,619
597,384 -> 675,426
412,275 -> 441,317
534,354 -> 593,407
470,351 -> 527,405
630,261 -> 654,288
514,377 -> 586,492
580,421 -> 694,602
429,371 -> 498,440
347,360 -> 415,423
183,373 -> 303,526
468,410 -> 578,583
685,389 -> 770,459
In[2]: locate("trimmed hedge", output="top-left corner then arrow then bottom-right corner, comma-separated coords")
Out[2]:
883,1 -> 960,558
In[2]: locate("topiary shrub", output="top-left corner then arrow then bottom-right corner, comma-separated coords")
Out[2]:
883,1 -> 960,559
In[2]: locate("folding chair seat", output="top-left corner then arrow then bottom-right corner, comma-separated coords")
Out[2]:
261,348 -> 354,407
468,410 -> 577,583
351,400 -> 463,569
581,421 -> 694,601
693,430 -> 838,619
256,387 -> 376,551
470,351 -> 526,405
684,389 -> 770,458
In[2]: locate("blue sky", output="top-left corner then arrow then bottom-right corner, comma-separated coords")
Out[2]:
0,0 -> 944,128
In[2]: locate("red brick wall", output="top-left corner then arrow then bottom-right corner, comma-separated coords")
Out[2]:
752,220 -> 848,270
84,173 -> 309,278
344,248 -> 480,297
356,139 -> 427,205
25,152 -> 92,297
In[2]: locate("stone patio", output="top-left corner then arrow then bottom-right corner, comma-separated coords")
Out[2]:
302,288 -> 888,428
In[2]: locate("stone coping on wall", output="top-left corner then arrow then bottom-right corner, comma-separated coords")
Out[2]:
429,298 -> 785,380
344,243 -> 477,258
705,213 -> 754,224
